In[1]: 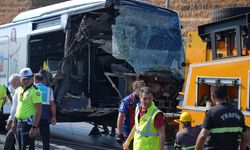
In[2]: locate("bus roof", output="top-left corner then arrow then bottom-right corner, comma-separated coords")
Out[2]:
13,0 -> 107,23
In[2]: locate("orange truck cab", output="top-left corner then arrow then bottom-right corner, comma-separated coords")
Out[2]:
181,11 -> 250,146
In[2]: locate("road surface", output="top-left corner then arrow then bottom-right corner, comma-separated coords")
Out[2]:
0,122 -> 173,149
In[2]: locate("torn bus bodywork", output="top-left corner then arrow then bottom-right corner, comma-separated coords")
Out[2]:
26,0 -> 184,130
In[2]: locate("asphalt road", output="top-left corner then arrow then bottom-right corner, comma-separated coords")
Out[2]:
0,135 -> 115,150
0,122 -> 121,150
0,122 -> 174,150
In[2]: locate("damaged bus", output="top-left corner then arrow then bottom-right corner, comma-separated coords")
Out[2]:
0,0 -> 184,139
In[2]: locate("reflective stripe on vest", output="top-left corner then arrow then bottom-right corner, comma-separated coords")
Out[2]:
174,143 -> 181,148
210,127 -> 243,134
135,129 -> 159,137
175,143 -> 195,150
135,108 -> 159,137
183,145 -> 195,150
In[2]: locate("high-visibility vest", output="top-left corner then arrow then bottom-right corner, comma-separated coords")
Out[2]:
0,84 -> 7,108
134,103 -> 161,150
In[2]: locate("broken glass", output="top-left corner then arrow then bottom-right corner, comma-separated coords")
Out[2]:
112,4 -> 184,77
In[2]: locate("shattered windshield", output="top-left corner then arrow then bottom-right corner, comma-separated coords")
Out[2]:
112,4 -> 184,76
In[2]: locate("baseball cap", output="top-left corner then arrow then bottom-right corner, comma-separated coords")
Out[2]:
20,68 -> 33,79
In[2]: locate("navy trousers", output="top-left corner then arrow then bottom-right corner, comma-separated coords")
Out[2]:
38,119 -> 50,150
16,122 -> 35,150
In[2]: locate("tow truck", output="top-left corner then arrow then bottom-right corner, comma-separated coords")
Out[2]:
181,8 -> 250,147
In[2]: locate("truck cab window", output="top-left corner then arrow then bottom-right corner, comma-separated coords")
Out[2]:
199,23 -> 249,60
196,77 -> 240,109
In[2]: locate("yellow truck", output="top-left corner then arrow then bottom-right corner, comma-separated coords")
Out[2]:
181,9 -> 250,146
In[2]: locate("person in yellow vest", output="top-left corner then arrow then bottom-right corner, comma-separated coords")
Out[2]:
123,86 -> 165,150
0,84 -> 7,111
12,68 -> 42,150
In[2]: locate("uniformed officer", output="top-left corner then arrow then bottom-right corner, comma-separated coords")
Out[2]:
116,80 -> 145,149
195,84 -> 247,150
124,87 -> 165,150
174,112 -> 201,150
12,68 -> 42,150
34,73 -> 56,150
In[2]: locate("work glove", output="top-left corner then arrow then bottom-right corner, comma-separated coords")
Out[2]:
117,134 -> 125,145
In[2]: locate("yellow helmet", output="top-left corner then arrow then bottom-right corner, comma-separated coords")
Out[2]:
179,112 -> 192,122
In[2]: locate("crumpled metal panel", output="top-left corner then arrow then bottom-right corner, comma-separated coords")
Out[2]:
112,5 -> 184,77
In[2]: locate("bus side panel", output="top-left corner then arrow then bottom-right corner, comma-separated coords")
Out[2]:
8,23 -> 31,81
0,23 -> 31,114
0,36 -> 9,85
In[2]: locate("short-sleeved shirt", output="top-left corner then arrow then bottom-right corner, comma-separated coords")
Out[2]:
203,102 -> 246,150
0,84 -> 7,108
36,83 -> 54,120
119,92 -> 140,138
15,84 -> 42,120
175,125 -> 201,150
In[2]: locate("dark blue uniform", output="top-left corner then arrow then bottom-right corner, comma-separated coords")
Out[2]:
203,102 -> 246,150
175,125 -> 201,150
